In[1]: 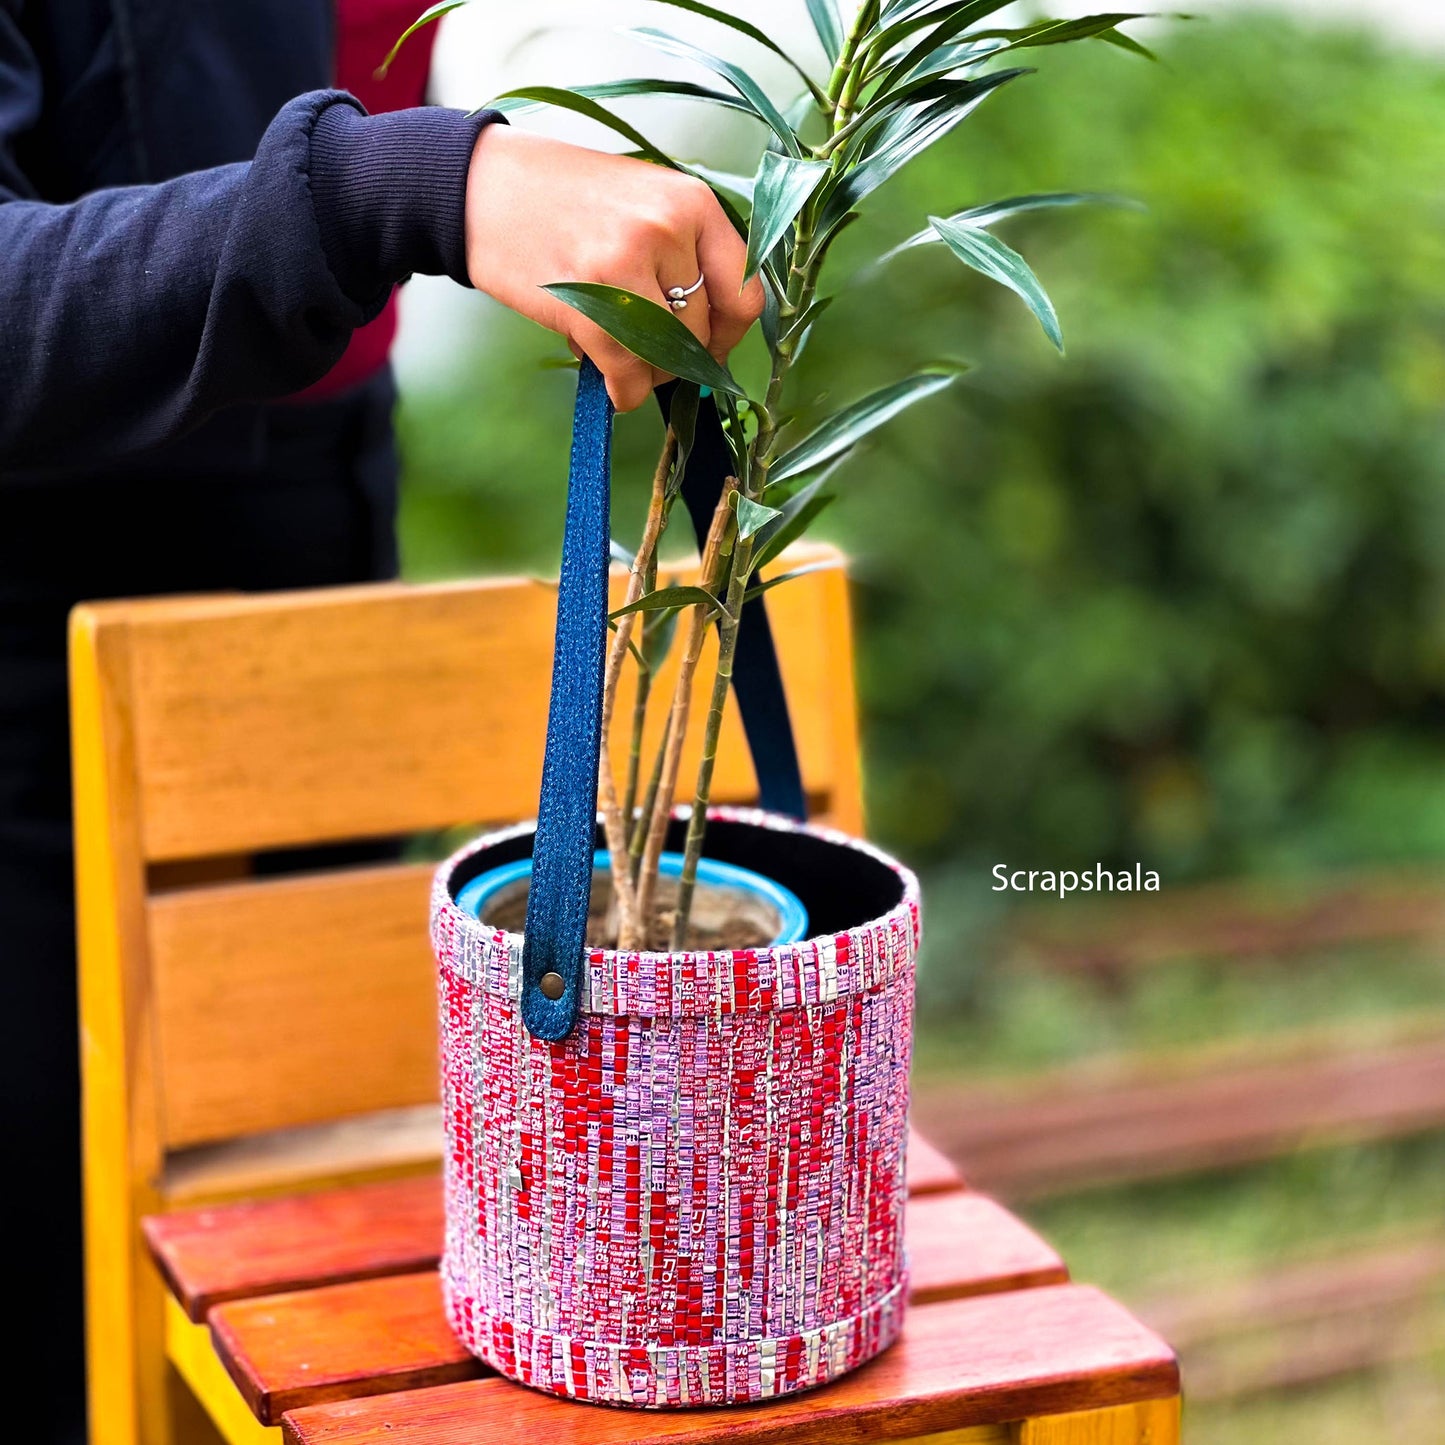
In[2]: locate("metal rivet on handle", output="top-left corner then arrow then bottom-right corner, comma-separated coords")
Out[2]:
539,971 -> 566,1001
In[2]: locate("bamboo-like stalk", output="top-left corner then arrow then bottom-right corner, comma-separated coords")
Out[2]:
599,432 -> 675,948
629,707 -> 670,883
634,480 -> 737,944
669,529 -> 754,947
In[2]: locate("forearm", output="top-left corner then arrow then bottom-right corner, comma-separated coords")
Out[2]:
0,92 -> 495,471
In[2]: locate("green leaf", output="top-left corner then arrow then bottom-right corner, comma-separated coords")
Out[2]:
688,163 -> 756,205
627,28 -> 805,156
928,214 -> 1063,350
667,383 -> 701,495
976,13 -> 1170,51
640,600 -> 682,671
760,271 -> 782,352
543,284 -> 746,396
493,78 -> 754,119
745,152 -> 828,284
770,369 -> 964,483
745,559 -> 838,603
806,0 -> 844,61
641,0 -> 826,103
487,87 -> 676,167
749,473 -> 838,573
734,495 -> 783,541
1098,26 -> 1159,60
611,585 -> 730,622
871,0 -> 1021,85
879,37 -> 1006,92
818,69 -> 1029,235
876,192 -> 1134,266
378,0 -> 468,75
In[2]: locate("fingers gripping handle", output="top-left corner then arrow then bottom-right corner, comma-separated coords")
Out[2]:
519,359 -> 613,1041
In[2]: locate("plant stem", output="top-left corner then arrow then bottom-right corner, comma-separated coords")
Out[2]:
600,432 -> 674,948
621,548 -> 659,834
669,529 -> 754,948
621,671 -> 650,831
629,707 -> 670,883
635,481 -> 737,945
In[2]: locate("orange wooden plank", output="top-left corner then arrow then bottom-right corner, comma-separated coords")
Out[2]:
281,1286 -> 1178,1444
144,1175 -> 443,1323
147,1126 -> 959,1323
906,1129 -> 965,1196
906,1192 -> 1066,1305
212,1273 -> 478,1425
209,1193 -> 1065,1424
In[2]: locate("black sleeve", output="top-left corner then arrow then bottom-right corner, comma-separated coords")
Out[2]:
0,7 -> 500,471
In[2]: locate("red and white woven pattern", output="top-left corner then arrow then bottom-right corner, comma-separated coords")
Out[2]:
432,808 -> 918,1407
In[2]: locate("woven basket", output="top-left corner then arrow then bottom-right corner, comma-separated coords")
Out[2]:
432,807 -> 919,1407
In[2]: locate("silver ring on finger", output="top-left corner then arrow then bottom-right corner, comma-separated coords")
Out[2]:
667,273 -> 705,311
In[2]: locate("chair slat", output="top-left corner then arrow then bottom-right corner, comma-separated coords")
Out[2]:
150,864 -> 437,1148
906,1131 -> 964,1195
144,1175 -> 443,1323
114,545 -> 854,863
280,1286 -> 1178,1445
146,1126 -> 959,1322
207,1193 -> 1066,1424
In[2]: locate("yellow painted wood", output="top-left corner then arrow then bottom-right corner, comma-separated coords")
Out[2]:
73,546 -> 865,1445
149,866 -> 438,1148
163,1106 -> 444,1206
72,609 -> 170,1445
107,543 -> 853,862
1016,1398 -> 1183,1445
165,1296 -> 279,1445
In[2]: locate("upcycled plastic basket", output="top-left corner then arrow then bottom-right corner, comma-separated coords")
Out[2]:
431,363 -> 918,1407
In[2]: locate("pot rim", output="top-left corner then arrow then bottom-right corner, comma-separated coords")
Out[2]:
431,807 -> 920,1014
454,848 -> 810,948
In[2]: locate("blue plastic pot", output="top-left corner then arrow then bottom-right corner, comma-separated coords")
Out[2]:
455,849 -> 808,948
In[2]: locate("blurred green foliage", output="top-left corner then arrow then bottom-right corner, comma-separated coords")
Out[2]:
398,9 -> 1445,887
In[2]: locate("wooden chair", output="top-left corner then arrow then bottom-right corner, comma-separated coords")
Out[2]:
73,541 -> 1180,1445
71,543 -> 864,1445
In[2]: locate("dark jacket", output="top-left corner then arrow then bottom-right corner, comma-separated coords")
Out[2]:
1,13 -> 503,1436
0,0 -> 498,472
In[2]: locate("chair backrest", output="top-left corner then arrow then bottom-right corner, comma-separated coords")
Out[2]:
73,542 -> 861,1444
74,539 -> 860,1176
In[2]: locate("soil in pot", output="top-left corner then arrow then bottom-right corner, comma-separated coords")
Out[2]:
484,867 -> 778,951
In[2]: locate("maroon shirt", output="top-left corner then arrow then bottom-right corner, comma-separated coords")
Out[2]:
293,0 -> 442,401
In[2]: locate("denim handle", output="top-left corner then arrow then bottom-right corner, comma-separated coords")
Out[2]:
520,360 -> 805,1040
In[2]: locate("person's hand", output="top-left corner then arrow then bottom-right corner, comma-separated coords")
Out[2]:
464,126 -> 765,411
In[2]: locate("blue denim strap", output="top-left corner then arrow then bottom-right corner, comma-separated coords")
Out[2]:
520,359 -> 613,1040
521,363 -> 805,1040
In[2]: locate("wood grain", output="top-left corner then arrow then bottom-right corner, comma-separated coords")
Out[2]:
103,545 -> 854,863
145,1175 -> 445,1324
906,1193 -> 1067,1305
147,1126 -> 967,1323
1017,1399 -> 1181,1445
913,1035 -> 1445,1196
905,1130 -> 964,1196
149,864 -> 438,1147
71,607 -> 172,1445
279,1286 -> 1178,1445
205,1193 -> 1064,1424
163,1105 -> 444,1207
165,1296 -> 278,1445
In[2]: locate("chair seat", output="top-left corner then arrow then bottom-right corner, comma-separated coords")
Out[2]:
141,1127 -> 1178,1443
